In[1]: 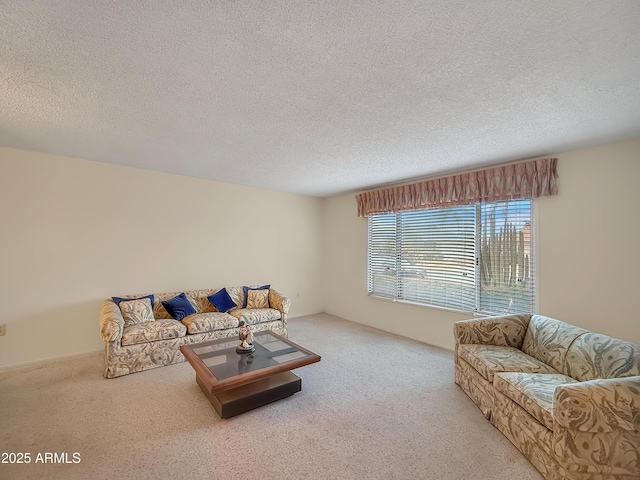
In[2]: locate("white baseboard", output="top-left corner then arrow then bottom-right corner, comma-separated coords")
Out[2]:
0,349 -> 103,373
0,317 -> 318,373
292,311 -> 456,352
0,312 -> 454,372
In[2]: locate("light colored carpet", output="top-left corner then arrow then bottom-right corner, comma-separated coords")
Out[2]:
0,313 -> 542,480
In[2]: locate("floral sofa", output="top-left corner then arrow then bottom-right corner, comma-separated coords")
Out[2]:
100,286 -> 290,378
454,314 -> 640,480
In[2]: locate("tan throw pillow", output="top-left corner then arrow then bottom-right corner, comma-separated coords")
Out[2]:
119,298 -> 155,327
246,289 -> 269,309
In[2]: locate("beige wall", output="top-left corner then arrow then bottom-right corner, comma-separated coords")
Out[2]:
538,139 -> 640,338
322,138 -> 640,349
0,147 -> 323,368
2,138 -> 639,368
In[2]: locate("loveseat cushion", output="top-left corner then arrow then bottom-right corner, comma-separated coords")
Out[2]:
553,376 -> 640,433
181,312 -> 238,334
454,315 -> 531,350
121,319 -> 186,346
494,372 -> 577,431
229,308 -> 281,325
457,344 -> 559,383
521,315 -> 589,375
564,333 -> 640,382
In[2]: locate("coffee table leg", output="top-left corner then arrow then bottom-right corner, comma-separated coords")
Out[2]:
196,371 -> 302,419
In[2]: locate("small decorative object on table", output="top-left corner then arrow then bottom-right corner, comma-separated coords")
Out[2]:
236,320 -> 255,354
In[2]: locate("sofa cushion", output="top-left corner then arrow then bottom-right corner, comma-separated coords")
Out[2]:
207,288 -> 237,313
521,315 -> 589,375
112,294 -> 155,307
185,289 -> 218,313
564,333 -> 640,382
455,315 -> 531,350
458,344 -> 559,383
119,297 -> 155,327
121,319 -> 186,346
181,312 -> 238,335
150,292 -> 177,319
242,284 -> 270,308
494,372 -> 577,431
229,308 -> 281,325
246,289 -> 269,309
162,292 -> 197,321
224,286 -> 244,308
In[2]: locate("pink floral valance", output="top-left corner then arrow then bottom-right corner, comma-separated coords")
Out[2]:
356,158 -> 558,217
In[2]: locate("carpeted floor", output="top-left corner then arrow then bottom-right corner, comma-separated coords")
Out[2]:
0,313 -> 542,480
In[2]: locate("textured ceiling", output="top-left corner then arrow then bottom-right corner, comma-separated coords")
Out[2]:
1,1 -> 640,197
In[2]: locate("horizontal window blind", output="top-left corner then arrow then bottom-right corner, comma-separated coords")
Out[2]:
368,214 -> 397,298
367,200 -> 535,315
398,208 -> 476,311
479,201 -> 534,315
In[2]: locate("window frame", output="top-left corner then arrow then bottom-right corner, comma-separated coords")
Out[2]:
367,199 -> 536,316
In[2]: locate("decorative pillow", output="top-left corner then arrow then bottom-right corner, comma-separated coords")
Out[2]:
161,292 -> 196,321
119,298 -> 155,327
246,289 -> 269,309
242,285 -> 270,308
207,288 -> 237,313
112,294 -> 155,307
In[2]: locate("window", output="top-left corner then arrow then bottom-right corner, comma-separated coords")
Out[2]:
367,200 -> 535,315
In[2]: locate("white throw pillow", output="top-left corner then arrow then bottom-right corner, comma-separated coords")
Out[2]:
246,289 -> 269,309
119,298 -> 155,327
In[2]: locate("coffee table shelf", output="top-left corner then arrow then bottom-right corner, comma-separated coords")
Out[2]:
181,331 -> 321,418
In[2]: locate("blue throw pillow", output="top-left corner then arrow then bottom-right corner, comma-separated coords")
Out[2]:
207,288 -> 237,313
112,294 -> 155,307
161,293 -> 196,321
242,284 -> 270,308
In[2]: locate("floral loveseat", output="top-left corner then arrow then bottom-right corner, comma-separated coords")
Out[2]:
455,314 -> 639,480
100,285 -> 290,378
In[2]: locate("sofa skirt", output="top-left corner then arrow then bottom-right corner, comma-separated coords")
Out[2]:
104,320 -> 287,379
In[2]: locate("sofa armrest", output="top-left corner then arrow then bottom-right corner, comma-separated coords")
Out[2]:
552,376 -> 640,474
454,314 -> 531,349
554,376 -> 640,433
100,299 -> 124,343
269,289 -> 291,324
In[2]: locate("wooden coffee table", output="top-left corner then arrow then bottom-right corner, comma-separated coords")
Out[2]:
180,331 -> 321,418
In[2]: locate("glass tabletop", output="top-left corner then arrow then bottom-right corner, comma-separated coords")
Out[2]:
189,330 -> 314,381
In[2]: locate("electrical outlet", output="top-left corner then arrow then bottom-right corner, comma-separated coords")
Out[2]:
0,324 -> 5,336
